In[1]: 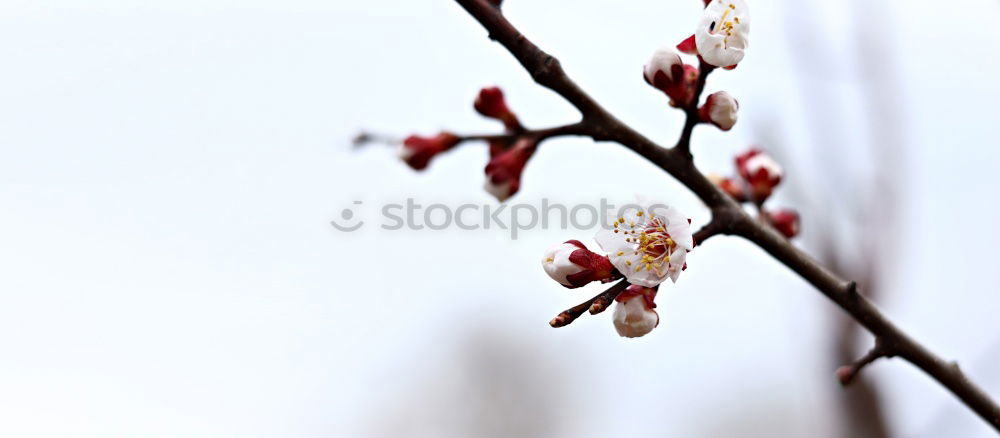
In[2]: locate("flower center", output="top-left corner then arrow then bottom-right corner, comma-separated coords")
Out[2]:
709,3 -> 741,50
615,214 -> 677,275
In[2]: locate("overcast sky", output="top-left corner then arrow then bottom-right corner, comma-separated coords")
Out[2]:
1,0 -> 999,437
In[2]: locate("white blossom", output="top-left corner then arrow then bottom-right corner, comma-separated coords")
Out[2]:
695,0 -> 750,68
595,202 -> 693,287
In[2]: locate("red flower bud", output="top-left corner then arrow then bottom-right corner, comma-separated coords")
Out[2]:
709,175 -> 748,203
763,209 -> 801,239
542,240 -> 620,288
698,91 -> 739,131
398,132 -> 461,171
735,148 -> 783,204
643,47 -> 700,108
613,285 -> 659,338
484,137 -> 536,202
474,87 -> 522,132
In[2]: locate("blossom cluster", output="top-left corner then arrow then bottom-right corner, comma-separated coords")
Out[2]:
394,0 -> 798,338
398,87 -> 537,202
539,0 -> 757,339
643,0 -> 748,130
542,203 -> 694,338
712,148 -> 801,238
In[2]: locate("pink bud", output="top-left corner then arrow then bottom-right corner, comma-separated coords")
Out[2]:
398,132 -> 461,171
709,174 -> 748,203
643,47 -> 699,108
474,87 -> 522,132
835,365 -> 855,385
542,240 -> 619,288
763,209 -> 801,238
735,148 -> 783,204
676,34 -> 698,55
613,285 -> 659,338
484,138 -> 536,202
698,91 -> 739,131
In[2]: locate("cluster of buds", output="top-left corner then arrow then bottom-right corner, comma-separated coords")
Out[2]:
542,202 -> 694,338
643,0 -> 748,129
398,86 -> 537,202
712,148 -> 801,239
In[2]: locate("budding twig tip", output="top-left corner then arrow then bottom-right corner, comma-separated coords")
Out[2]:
549,314 -> 569,328
835,365 -> 856,386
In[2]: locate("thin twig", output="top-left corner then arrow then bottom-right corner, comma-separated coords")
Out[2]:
549,279 -> 629,328
453,0 -> 1000,430
836,339 -> 894,386
353,122 -> 589,149
674,59 -> 716,159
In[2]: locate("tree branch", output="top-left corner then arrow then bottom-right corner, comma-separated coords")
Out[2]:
454,0 -> 1000,430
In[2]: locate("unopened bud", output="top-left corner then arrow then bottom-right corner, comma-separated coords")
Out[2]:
474,86 -> 522,132
709,174 -> 748,202
643,47 -> 699,107
542,240 -> 619,288
484,138 -> 536,202
735,148 -> 783,204
398,132 -> 461,171
699,91 -> 739,131
763,209 -> 801,238
613,285 -> 660,338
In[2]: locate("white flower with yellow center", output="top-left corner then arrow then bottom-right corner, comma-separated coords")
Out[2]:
695,0 -> 750,68
595,203 -> 693,287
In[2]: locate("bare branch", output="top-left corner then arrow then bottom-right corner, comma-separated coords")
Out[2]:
353,122 -> 589,150
453,0 -> 1000,430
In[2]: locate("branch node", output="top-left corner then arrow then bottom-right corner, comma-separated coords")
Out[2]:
846,280 -> 859,297
836,339 -> 891,386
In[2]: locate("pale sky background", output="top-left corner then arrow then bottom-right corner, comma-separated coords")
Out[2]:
1,0 -> 999,437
